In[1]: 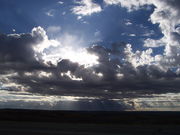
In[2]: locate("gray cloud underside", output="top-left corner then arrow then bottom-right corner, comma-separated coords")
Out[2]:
0,27 -> 180,98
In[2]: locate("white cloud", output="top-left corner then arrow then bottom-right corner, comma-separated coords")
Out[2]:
101,0 -> 180,70
144,38 -> 165,47
77,16 -> 82,20
129,34 -> 136,37
61,71 -> 83,81
104,0 -> 151,12
58,1 -> 64,5
124,19 -> 133,26
142,30 -> 155,37
47,26 -> 61,34
72,0 -> 102,16
144,1 -> 180,69
12,29 -> 16,32
45,9 -> 55,17
124,44 -> 155,68
125,22 -> 132,26
31,27 -> 99,67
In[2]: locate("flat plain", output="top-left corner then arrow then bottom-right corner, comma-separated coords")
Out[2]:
0,109 -> 180,135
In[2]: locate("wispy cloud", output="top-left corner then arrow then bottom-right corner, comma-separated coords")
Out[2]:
45,9 -> 55,17
71,0 -> 102,17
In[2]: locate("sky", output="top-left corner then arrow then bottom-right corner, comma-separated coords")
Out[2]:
0,0 -> 180,111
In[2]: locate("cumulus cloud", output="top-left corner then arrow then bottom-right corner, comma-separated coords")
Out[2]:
0,27 -> 44,64
124,44 -> 154,68
101,0 -> 180,71
136,0 -> 180,72
1,21 -> 180,99
72,0 -> 180,71
71,0 -> 180,70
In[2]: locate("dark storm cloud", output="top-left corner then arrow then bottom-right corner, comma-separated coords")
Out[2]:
163,0 -> 180,10
1,26 -> 180,98
0,34 -> 36,63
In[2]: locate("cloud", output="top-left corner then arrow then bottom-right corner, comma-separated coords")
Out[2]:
12,29 -> 16,32
57,1 -> 64,5
144,38 -> 165,47
71,0 -> 180,71
142,30 -> 155,37
0,27 -> 44,64
0,26 -> 52,91
131,92 -> 180,111
47,26 -> 61,34
45,9 -> 55,17
1,24 -> 180,99
125,22 -> 133,26
71,0 -> 102,16
129,34 -> 136,37
0,90 -> 131,111
1,0 -> 180,110
102,0 -> 180,70
104,0 -> 151,11
94,30 -> 101,37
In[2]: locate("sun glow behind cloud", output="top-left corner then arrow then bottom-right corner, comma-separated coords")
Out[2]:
33,27 -> 99,68
38,46 -> 99,67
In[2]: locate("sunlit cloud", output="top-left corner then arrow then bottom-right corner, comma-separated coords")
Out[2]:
72,0 -> 102,17
131,93 -> 180,111
32,28 -> 99,67
61,71 -> 83,81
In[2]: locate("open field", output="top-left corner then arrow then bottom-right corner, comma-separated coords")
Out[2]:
0,109 -> 180,134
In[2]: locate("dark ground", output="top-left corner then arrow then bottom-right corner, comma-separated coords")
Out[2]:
0,109 -> 180,135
